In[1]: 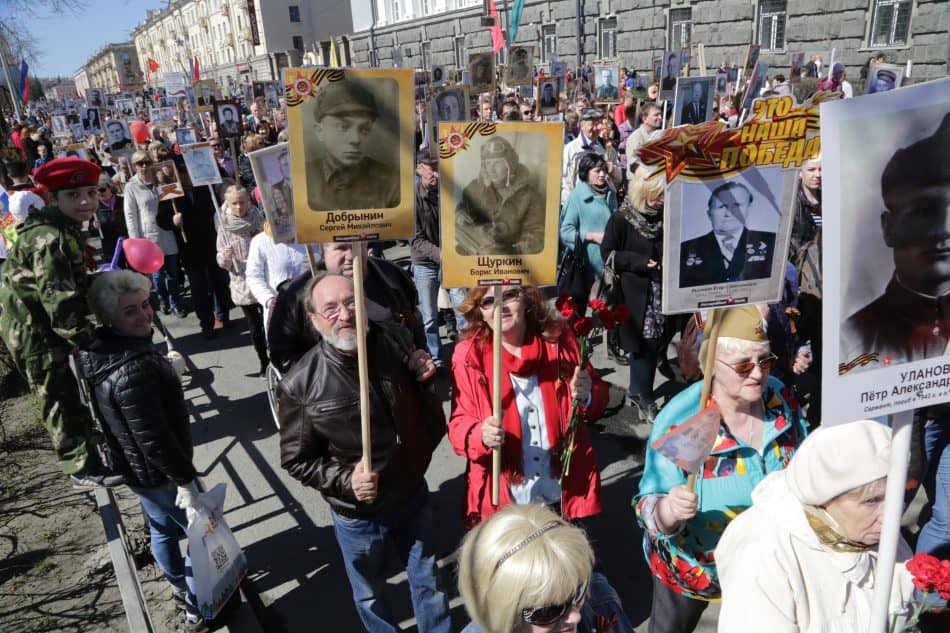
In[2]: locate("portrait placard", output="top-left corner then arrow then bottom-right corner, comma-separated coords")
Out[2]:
741,60 -> 770,113
176,128 -> 198,146
283,67 -> 415,243
149,106 -> 176,130
635,94 -> 829,314
673,76 -> 717,126
86,88 -> 103,107
469,52 -> 495,95
214,100 -> 243,138
865,63 -> 905,95
550,61 -> 568,86
593,65 -> 620,103
821,78 -> 950,423
438,122 -> 562,288
55,143 -> 88,160
180,143 -> 222,187
253,81 -> 282,109
505,45 -> 535,86
147,160 -> 185,201
164,72 -> 188,99
103,118 -> 132,150
741,44 -> 761,82
789,52 -> 805,84
431,64 -> 448,87
659,52 -> 681,101
51,115 -> 70,138
80,106 -> 102,135
536,76 -> 560,116
248,142 -> 297,244
193,79 -> 218,112
429,85 -> 470,158
116,98 -> 136,117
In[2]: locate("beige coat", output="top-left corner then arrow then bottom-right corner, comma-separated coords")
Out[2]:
716,471 -> 914,633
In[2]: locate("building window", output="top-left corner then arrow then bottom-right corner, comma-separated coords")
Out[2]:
757,1 -> 787,51
289,6 -> 301,23
540,24 -> 556,64
669,8 -> 691,50
598,16 -> 617,59
421,41 -> 432,70
393,1 -> 401,22
292,35 -> 304,51
869,0 -> 913,47
454,35 -> 465,69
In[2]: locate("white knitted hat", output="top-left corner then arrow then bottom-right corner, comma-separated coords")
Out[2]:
786,419 -> 892,505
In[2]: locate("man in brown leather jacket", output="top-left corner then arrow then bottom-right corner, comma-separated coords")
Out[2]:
276,273 -> 450,632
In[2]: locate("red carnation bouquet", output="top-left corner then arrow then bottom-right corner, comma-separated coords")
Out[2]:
556,294 -> 629,483
893,553 -> 950,631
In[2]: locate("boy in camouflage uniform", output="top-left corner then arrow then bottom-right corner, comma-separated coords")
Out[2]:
0,158 -> 123,487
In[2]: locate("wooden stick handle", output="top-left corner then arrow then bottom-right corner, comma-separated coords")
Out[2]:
491,285 -> 503,506
353,242 -> 372,471
171,199 -> 187,243
305,244 -> 319,277
689,309 -> 721,494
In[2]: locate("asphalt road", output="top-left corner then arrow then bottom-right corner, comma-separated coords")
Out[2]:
159,256 -> 720,632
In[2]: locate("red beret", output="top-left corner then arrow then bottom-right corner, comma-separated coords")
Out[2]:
33,158 -> 102,192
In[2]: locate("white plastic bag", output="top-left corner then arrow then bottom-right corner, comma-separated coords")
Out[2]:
186,483 -> 247,620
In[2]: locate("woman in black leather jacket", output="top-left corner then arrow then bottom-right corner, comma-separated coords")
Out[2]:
79,270 -> 209,631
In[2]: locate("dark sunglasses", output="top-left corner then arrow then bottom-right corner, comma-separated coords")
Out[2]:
135,161 -> 152,166
521,579 -> 590,625
98,186 -> 109,192
478,288 -> 522,309
717,353 -> 778,376
521,110 -> 533,115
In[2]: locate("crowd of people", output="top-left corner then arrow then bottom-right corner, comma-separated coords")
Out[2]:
0,53 -> 946,633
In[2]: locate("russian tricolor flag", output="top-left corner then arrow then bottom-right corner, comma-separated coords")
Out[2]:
19,60 -> 28,104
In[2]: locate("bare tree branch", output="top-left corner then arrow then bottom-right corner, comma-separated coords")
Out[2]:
1,0 -> 88,18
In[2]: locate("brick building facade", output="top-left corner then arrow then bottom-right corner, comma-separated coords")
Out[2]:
345,0 -> 948,85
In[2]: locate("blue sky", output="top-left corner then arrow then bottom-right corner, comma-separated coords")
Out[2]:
3,0 -> 165,78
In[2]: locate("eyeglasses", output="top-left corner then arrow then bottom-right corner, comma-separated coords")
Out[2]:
521,579 -> 590,625
316,297 -> 356,322
716,353 -> 778,376
98,187 -> 109,192
478,288 -> 523,309
521,110 -> 533,116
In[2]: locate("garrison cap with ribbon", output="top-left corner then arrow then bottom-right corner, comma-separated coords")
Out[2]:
32,158 -> 102,192
581,108 -> 602,121
314,80 -> 379,121
881,112 -> 950,212
698,305 -> 769,368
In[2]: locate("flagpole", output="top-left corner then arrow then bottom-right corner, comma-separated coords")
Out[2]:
0,27 -> 23,120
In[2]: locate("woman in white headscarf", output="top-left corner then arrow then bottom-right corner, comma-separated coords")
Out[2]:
716,419 -> 915,632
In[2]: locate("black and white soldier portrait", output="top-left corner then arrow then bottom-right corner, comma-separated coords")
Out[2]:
302,78 -> 400,211
455,134 -> 547,256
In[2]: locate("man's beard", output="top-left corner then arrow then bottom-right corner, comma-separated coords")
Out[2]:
325,324 -> 359,352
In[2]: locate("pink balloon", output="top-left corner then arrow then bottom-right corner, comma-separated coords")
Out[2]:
123,238 -> 165,274
129,120 -> 149,144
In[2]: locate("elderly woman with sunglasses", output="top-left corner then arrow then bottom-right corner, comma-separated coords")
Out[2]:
634,305 -> 808,633
458,503 -> 634,633
123,150 -> 183,317
448,286 -> 609,529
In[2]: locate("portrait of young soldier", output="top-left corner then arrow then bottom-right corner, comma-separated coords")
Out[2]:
841,113 -> 950,367
304,79 -> 400,212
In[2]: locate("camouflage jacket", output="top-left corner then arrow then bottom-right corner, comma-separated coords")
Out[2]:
0,206 -> 98,359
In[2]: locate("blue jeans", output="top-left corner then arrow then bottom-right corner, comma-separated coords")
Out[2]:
133,483 -> 196,608
152,254 -> 182,310
330,486 -> 451,633
917,420 -> 950,559
448,287 -> 469,332
412,263 -> 442,361
187,265 -> 231,330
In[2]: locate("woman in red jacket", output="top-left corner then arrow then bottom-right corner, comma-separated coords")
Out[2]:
449,285 -> 609,529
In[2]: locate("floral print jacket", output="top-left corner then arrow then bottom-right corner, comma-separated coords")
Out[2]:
634,377 -> 807,601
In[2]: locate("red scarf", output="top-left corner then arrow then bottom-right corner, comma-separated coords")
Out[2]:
481,329 -> 566,483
